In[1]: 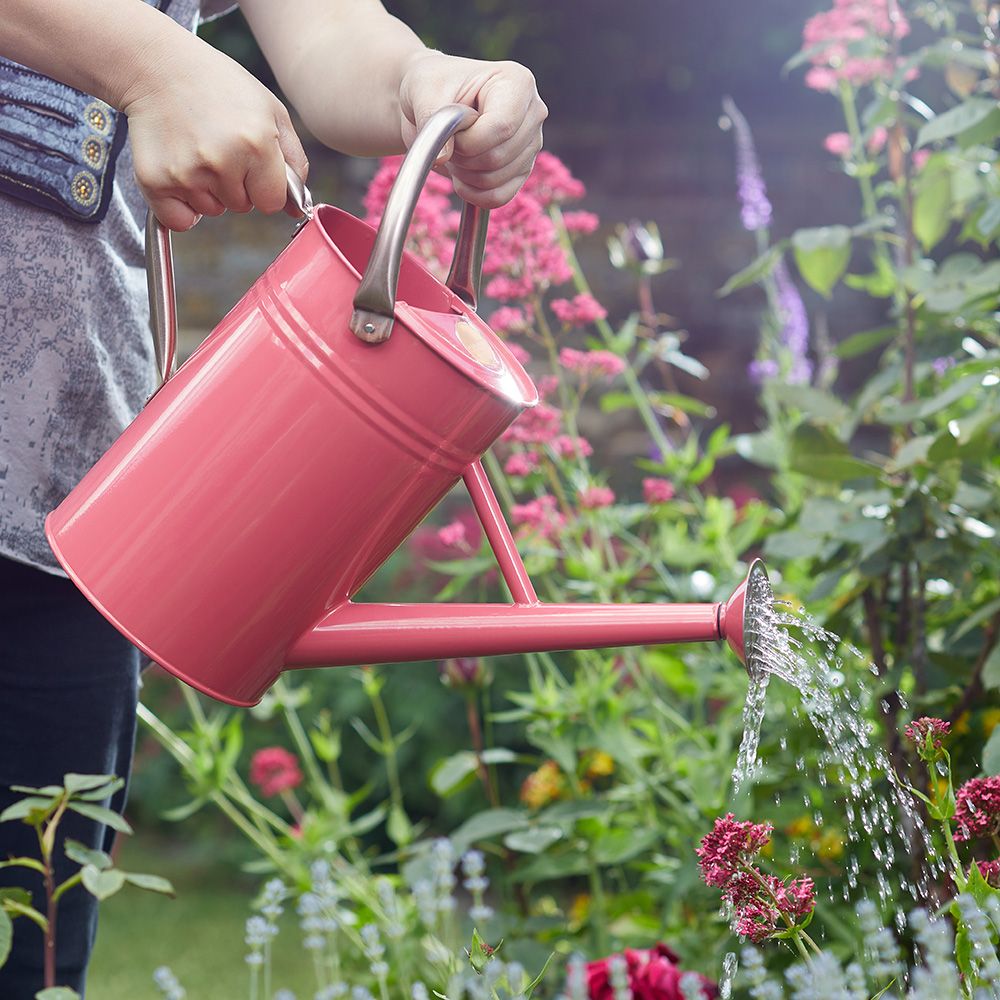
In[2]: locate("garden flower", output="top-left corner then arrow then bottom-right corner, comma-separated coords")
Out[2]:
503,402 -> 563,445
696,814 -> 772,887
504,451 -> 541,477
977,860 -> 1000,886
488,306 -> 529,336
904,716 -> 950,762
249,746 -> 304,797
563,210 -> 600,234
721,97 -> 772,233
560,348 -> 626,379
511,494 -> 567,540
643,478 -> 675,505
520,760 -> 566,809
439,656 -> 491,692
953,776 -> 1000,841
578,485 -> 616,510
585,944 -> 717,1000
521,150 -> 586,206
550,293 -> 608,328
823,131 -> 852,157
437,520 -> 468,549
552,434 -> 594,459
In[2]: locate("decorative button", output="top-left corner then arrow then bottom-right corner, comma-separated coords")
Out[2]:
81,136 -> 107,169
70,170 -> 98,207
83,100 -> 112,135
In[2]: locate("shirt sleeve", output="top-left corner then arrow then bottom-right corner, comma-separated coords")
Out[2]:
200,1 -> 238,21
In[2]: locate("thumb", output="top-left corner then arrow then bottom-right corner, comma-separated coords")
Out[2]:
399,72 -> 476,164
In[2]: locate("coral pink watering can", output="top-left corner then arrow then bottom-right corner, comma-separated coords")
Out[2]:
46,106 -> 771,707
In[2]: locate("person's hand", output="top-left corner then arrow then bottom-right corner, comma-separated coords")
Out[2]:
122,39 -> 309,231
398,51 -> 547,209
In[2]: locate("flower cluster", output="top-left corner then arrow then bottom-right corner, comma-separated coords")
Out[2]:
953,776 -> 1000,842
585,944 -> 717,1000
511,494 -> 567,540
801,0 -> 912,93
697,814 -> 815,943
249,746 -> 303,798
559,348 -> 626,379
904,716 -> 951,762
551,293 -> 608,328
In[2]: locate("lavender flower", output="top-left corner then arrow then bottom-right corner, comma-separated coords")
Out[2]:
152,966 -> 187,1000
722,97 -> 773,233
609,954 -> 633,1000
461,849 -> 494,922
773,261 -> 812,384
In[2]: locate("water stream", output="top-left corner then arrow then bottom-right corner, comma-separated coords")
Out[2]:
720,569 -> 942,993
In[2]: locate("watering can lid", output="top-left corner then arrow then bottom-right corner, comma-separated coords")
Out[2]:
395,297 -> 539,408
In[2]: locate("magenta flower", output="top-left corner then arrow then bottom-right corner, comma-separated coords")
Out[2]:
502,403 -> 563,446
643,478 -> 676,505
697,814 -> 773,888
511,494 -> 566,539
954,777 -> 1000,842
824,131 -> 852,157
578,486 -> 616,510
488,306 -> 528,336
550,293 -> 608,328
978,860 -> 1000,887
250,747 -> 303,798
559,348 -> 626,379
551,434 -> 594,459
562,210 -> 600,235
904,717 -> 950,762
519,151 -> 586,206
504,451 -> 540,477
437,521 -> 468,549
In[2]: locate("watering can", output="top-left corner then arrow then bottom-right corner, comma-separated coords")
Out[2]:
45,105 -> 772,707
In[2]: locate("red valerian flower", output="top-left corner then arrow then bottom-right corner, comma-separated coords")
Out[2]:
953,776 -> 1000,842
585,944 -> 717,1000
904,717 -> 950,762
696,813 -> 773,887
249,747 -> 303,797
977,860 -> 1000,887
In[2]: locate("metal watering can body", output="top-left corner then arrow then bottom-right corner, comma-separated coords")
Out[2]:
46,106 -> 770,707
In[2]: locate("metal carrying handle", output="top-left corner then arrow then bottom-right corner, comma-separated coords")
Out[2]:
351,104 -> 489,343
145,164 -> 314,390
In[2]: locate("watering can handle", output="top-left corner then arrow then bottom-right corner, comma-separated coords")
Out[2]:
351,104 -> 489,343
144,165 -> 314,391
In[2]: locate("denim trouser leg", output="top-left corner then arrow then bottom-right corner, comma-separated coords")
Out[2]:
0,555 -> 140,998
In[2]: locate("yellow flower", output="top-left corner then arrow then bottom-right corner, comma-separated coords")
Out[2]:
583,750 -> 615,779
569,893 -> 591,924
520,760 -> 565,810
954,711 -> 971,737
817,829 -> 845,861
786,816 -> 815,838
983,709 -> 1000,738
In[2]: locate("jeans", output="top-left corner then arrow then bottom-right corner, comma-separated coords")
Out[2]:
0,555 -> 140,998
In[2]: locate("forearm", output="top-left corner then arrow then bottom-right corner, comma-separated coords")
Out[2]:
0,0 -> 212,110
241,0 -> 428,156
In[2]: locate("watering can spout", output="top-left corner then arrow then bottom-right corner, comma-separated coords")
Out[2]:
717,558 -> 770,672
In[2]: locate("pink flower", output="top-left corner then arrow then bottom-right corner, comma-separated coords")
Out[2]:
824,131 -> 853,157
551,434 -> 593,459
904,717 -> 950,761
537,375 -> 561,400
954,777 -> 1000,842
868,125 -> 888,153
978,860 -> 1000,887
559,348 -> 626,379
912,149 -> 932,172
502,402 -> 563,445
643,478 -> 676,505
550,293 -> 608,328
511,494 -> 566,540
488,306 -> 528,336
250,747 -> 303,798
437,520 -> 468,549
585,943 -> 718,1000
697,814 -> 773,888
520,151 -> 586,206
504,451 -> 540,477
562,210 -> 600,235
578,486 -> 615,510
506,341 -> 532,366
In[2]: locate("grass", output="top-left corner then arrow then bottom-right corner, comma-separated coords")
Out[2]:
86,836 -> 316,999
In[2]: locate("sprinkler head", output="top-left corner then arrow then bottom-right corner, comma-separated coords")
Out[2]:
718,558 -> 771,675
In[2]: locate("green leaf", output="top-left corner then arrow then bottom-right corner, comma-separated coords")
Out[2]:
717,244 -> 784,297
0,856 -> 46,875
66,802 -> 132,835
981,646 -> 1000,694
599,392 -> 637,414
976,199 -> 1000,240
63,774 -> 119,796
502,826 -> 563,854
34,989 -> 81,1000
122,872 -> 175,896
789,425 -> 877,482
0,908 -> 11,969
647,392 -> 717,418
982,725 -> 1000,775
917,98 -> 998,146
430,752 -> 480,797
160,798 -> 207,822
63,840 -> 111,872
386,804 -> 412,847
792,226 -> 851,298
80,866 -> 125,901
767,384 -> 850,425
0,797 -> 58,824
913,165 -> 953,252
451,809 -> 529,849
843,256 -> 896,298
468,927 -> 500,974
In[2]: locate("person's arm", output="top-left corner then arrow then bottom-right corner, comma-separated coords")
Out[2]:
239,0 -> 547,208
0,0 -> 308,230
